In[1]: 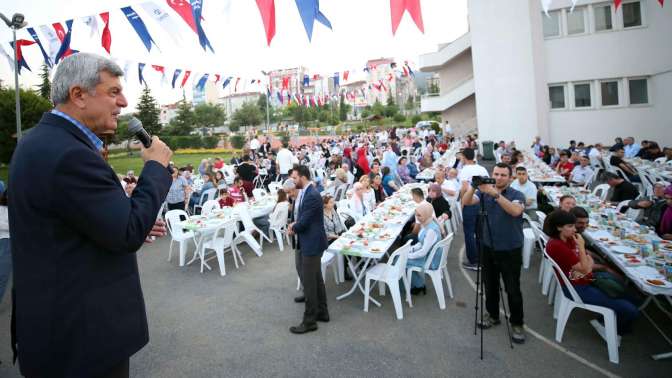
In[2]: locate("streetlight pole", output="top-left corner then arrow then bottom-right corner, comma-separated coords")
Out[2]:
12,27 -> 21,140
1,12 -> 27,141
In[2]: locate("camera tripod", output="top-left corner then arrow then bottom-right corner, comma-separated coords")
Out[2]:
472,193 -> 514,359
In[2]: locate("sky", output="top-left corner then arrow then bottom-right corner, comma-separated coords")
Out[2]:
0,0 -> 469,112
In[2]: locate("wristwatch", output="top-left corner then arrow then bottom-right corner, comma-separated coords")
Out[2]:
493,193 -> 501,200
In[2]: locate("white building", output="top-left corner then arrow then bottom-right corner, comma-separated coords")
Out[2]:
420,0 -> 671,147
218,92 -> 261,119
193,80 -> 220,106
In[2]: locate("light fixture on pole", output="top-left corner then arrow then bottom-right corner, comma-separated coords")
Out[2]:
0,12 -> 28,141
261,70 -> 270,133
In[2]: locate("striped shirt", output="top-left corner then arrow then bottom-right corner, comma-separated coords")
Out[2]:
51,109 -> 104,151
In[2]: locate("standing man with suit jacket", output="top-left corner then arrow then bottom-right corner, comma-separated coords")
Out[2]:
288,165 -> 329,334
8,53 -> 173,377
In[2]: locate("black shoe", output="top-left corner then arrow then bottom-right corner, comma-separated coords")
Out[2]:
478,313 -> 501,329
316,313 -> 330,323
462,262 -> 480,271
294,295 -> 305,303
410,286 -> 426,295
289,322 -> 318,334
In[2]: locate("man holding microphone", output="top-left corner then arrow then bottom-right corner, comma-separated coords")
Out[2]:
8,53 -> 172,377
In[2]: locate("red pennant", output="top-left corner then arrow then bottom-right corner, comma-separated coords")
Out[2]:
343,70 -> 349,81
312,74 -> 320,80
180,70 -> 191,88
659,0 -> 664,6
152,65 -> 165,75
13,39 -> 35,62
256,0 -> 276,46
390,0 -> 424,35
282,76 -> 290,90
52,22 -> 74,57
614,0 -> 622,9
215,74 -> 221,83
100,12 -> 111,54
167,0 -> 198,34
234,77 -> 240,92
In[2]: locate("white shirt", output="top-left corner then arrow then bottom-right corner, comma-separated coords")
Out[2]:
441,179 -> 459,201
458,163 -> 489,184
363,188 -> 376,210
277,148 -> 294,174
570,165 -> 594,185
349,197 -> 372,221
269,201 -> 289,228
510,179 -> 538,209
0,206 -> 8,239
250,138 -> 260,150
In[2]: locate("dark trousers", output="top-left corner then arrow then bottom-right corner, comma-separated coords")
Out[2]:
462,204 -> 479,264
302,254 -> 328,325
167,201 -> 185,211
295,249 -> 303,289
483,245 -> 524,326
563,284 -> 639,334
97,359 -> 129,378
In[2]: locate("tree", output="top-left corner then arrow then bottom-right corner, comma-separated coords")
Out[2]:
230,101 -> 262,131
136,86 -> 162,136
371,99 -> 385,117
193,103 -> 225,128
167,95 -> 195,135
37,64 -> 51,101
384,95 -> 399,118
0,88 -> 52,163
339,95 -> 351,122
404,95 -> 416,112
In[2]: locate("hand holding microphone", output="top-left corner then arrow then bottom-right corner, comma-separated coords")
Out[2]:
128,117 -> 172,167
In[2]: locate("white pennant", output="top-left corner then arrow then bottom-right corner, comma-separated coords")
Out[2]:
0,44 -> 14,73
81,15 -> 99,38
570,0 -> 579,12
541,0 -> 553,16
39,25 -> 61,63
140,1 -> 185,47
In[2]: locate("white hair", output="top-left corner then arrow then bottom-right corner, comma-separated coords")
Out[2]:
51,53 -> 123,105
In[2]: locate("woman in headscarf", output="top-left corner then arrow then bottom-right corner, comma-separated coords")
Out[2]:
427,183 -> 452,222
397,157 -> 415,184
356,146 -> 371,180
658,185 -> 672,240
406,202 -> 443,295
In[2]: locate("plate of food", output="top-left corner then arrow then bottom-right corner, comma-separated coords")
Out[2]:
645,278 -> 672,288
371,247 -> 382,253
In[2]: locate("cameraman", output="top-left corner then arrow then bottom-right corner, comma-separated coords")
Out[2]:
462,163 -> 527,344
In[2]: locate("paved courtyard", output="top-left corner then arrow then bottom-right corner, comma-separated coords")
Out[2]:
0,232 -> 670,377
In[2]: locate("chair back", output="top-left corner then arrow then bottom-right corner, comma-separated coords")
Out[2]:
385,240 -> 413,280
199,188 -> 218,205
165,210 -> 193,239
535,211 -> 547,224
268,182 -> 282,195
424,232 -> 454,271
654,157 -> 666,164
234,203 -> 257,232
334,185 -> 345,201
543,248 -> 584,304
201,200 -> 221,216
252,188 -> 268,200
613,167 -> 631,183
592,184 -> 610,201
208,218 -> 237,247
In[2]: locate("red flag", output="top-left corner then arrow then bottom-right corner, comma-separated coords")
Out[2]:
614,0 -> 622,8
52,22 -> 74,57
312,74 -> 320,80
343,70 -> 349,81
13,39 -> 35,62
282,76 -> 290,90
379,80 -> 387,92
152,65 -> 165,75
180,70 -> 191,88
390,0 -> 424,35
402,66 -> 408,76
234,77 -> 240,92
659,0 -> 664,6
215,74 -> 221,83
167,0 -> 198,33
255,0 -> 276,46
100,12 -> 111,54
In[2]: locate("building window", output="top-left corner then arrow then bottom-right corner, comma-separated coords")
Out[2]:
549,85 -> 565,109
600,81 -> 619,106
574,83 -> 591,108
543,11 -> 561,38
623,1 -> 642,28
567,7 -> 586,35
594,4 -> 613,31
628,78 -> 649,104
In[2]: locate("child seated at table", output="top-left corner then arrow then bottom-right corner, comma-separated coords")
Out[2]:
229,177 -> 247,204
218,188 -> 235,208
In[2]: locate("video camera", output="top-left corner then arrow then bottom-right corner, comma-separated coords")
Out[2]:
471,176 -> 495,188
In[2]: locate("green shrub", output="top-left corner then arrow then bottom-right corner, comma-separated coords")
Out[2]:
411,115 -> 422,125
202,136 -> 219,149
229,134 -> 246,149
393,114 -> 406,123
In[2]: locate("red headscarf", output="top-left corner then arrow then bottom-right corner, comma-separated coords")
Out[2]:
356,147 -> 370,175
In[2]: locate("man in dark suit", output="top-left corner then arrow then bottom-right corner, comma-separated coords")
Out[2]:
288,165 -> 329,334
8,53 -> 173,377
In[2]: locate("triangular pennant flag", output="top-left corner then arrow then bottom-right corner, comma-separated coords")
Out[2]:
303,74 -> 310,86
214,74 -> 221,84
172,69 -> 182,88
195,73 -> 209,91
390,0 -> 424,35
81,15 -> 99,38
121,6 -> 158,52
38,25 -> 60,63
100,12 -> 112,53
188,0 -> 215,52
541,0 -> 553,16
152,65 -> 167,86
276,90 -> 283,104
141,1 -> 184,47
614,0 -> 622,9
222,76 -> 232,90
294,0 -> 332,41
343,70 -> 349,81
333,72 -> 340,87
10,39 -> 36,73
256,0 -> 276,46
167,0 -> 199,33
54,20 -> 76,63
138,63 -> 148,86
181,70 -> 192,88
234,77 -> 240,92
26,27 -> 52,68
659,0 -> 665,6
570,0 -> 579,12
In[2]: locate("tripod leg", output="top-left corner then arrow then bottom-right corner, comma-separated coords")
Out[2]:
498,277 -> 514,349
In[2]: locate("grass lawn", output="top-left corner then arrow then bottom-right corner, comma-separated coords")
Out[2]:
0,152 -> 233,185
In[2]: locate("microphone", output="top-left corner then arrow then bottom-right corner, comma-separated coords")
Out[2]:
128,117 -> 152,148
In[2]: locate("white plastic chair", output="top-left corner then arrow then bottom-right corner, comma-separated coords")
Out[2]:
545,251 -> 620,364
406,233 -> 455,309
194,188 -> 217,215
592,184 -> 610,202
165,210 -> 197,267
364,241 -> 413,320
201,199 -> 221,216
522,228 -> 536,270
234,204 -> 270,256
268,182 -> 282,195
200,218 -> 244,276
535,211 -> 546,224
252,188 -> 268,201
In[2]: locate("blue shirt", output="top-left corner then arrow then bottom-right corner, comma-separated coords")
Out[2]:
624,143 -> 640,159
51,109 -> 104,151
477,187 -> 525,250
382,174 -> 396,195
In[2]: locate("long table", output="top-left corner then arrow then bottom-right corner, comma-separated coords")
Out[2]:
416,145 -> 459,181
327,183 -> 425,305
522,152 -> 566,185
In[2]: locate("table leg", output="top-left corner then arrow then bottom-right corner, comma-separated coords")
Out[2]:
337,256 -> 381,307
